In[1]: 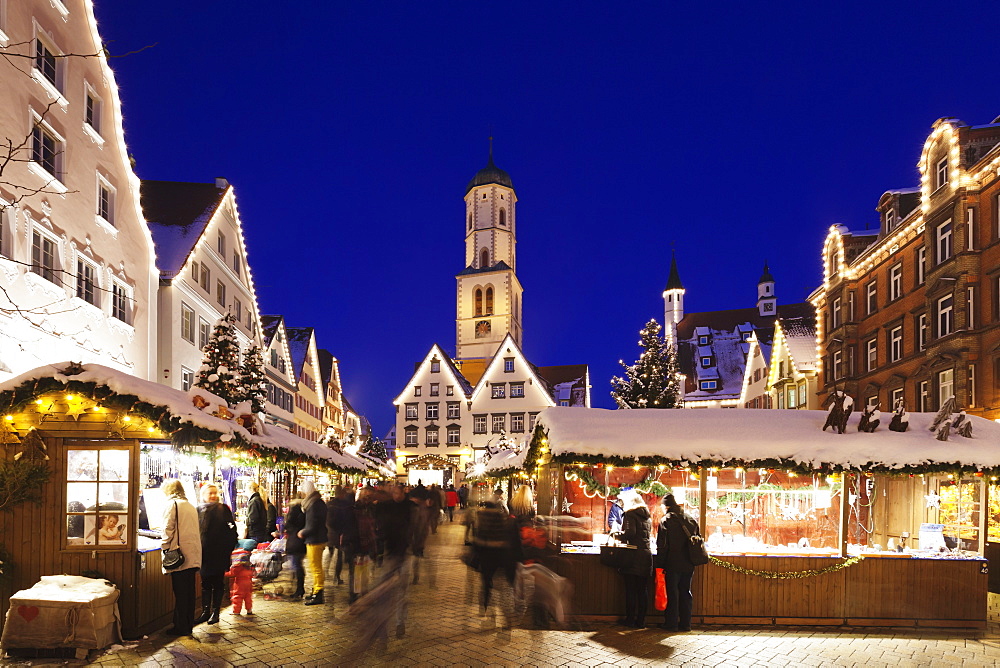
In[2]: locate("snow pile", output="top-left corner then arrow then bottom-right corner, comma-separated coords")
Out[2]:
16,575 -> 117,602
535,406 -> 1000,470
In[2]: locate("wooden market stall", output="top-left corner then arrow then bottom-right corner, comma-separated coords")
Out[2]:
0,362 -> 367,639
518,406 -> 1000,628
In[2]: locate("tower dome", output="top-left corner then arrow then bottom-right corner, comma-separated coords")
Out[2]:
465,148 -> 513,194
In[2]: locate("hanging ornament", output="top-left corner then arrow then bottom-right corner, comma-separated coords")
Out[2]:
924,493 -> 941,509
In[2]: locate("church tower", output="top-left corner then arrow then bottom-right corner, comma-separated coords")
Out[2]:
757,261 -> 777,316
662,253 -> 685,348
456,146 -> 524,360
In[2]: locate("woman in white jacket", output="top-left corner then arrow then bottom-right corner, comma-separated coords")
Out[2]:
161,479 -> 202,635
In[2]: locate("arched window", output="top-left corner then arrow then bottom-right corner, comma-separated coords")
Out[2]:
499,208 -> 506,227
475,289 -> 483,316
480,249 -> 489,268
485,287 -> 494,315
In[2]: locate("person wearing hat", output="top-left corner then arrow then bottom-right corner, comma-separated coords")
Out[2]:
298,480 -> 328,605
617,488 -> 653,628
655,493 -> 700,631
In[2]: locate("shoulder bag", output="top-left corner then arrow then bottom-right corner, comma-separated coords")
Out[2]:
599,532 -> 638,569
679,517 -> 710,566
162,502 -> 186,570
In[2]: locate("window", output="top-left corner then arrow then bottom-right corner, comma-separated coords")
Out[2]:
969,364 -> 977,407
698,335 -> 709,345
491,414 -> 506,433
529,413 -> 539,431
427,383 -> 439,397
199,318 -> 210,349
967,286 -> 975,330
936,220 -> 952,264
217,232 -> 226,256
866,339 -> 877,372
199,264 -> 210,292
919,380 -> 929,412
511,413 -> 525,432
234,299 -> 242,323
866,395 -> 879,409
480,249 -> 489,268
76,259 -> 97,305
405,404 -> 418,420
446,385 -> 454,396
447,426 -> 460,445
425,427 -> 439,446
65,447 -> 131,548
426,403 -> 439,420
270,349 -> 278,367
499,208 -> 506,226
467,213 -> 472,231
700,380 -> 717,390
848,292 -> 855,322
918,313 -> 928,350
889,264 -> 902,301
232,250 -> 240,275
890,387 -> 903,409
889,326 -> 902,363
85,87 -> 101,135
96,177 -> 114,226
504,358 -> 515,373
430,360 -> 440,373
447,402 -> 460,420
111,282 -> 130,323
404,429 -> 417,446
414,386 -> 422,397
916,246 -> 926,285
510,382 -> 524,398
475,289 -> 483,317
937,294 -> 954,337
832,297 -> 841,329
181,367 -> 194,391
180,303 -> 195,342
216,280 -> 226,306
492,384 -> 506,399
866,281 -> 877,315
34,38 -> 59,91
967,208 -> 975,251
485,287 -> 494,315
31,121 -> 60,180
833,350 -> 843,381
31,230 -> 58,283
938,369 -> 954,406
936,157 -> 948,190
885,208 -> 895,229
473,415 -> 487,434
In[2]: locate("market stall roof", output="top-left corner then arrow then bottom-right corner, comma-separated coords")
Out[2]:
483,447 -> 528,477
0,363 -> 367,473
531,407 -> 1000,474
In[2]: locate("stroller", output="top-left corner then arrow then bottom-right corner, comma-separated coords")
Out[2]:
248,542 -> 287,600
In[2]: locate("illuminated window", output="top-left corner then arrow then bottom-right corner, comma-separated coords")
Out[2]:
504,358 -> 514,373
919,380 -> 929,412
510,382 -> 524,398
65,446 -> 131,549
885,208 -> 895,229
936,157 -> 948,190
491,384 -> 506,399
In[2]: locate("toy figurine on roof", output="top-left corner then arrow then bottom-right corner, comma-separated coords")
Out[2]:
930,397 -> 973,441
858,403 -> 880,433
889,398 -> 909,432
822,390 -> 854,434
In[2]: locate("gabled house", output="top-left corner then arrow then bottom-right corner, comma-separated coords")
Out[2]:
286,326 -> 322,442
317,348 -> 347,445
260,315 -> 297,430
143,178 -> 262,392
766,316 -> 819,409
0,0 -> 157,381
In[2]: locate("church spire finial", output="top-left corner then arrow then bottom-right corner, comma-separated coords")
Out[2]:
488,130 -> 494,166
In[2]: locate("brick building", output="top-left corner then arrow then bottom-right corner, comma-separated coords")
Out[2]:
810,116 -> 1000,418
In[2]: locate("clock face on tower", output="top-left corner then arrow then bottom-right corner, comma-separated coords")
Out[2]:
475,320 -> 491,338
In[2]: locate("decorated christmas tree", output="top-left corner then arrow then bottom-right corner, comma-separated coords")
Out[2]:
360,436 -> 389,462
240,345 -> 267,415
610,318 -> 681,409
195,314 -> 242,405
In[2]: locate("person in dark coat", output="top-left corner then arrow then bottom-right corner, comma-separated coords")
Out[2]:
473,494 -> 518,613
196,484 -> 238,624
244,481 -> 269,543
617,489 -> 653,628
284,495 -> 307,600
326,486 -> 357,587
299,480 -> 328,605
655,493 -> 699,631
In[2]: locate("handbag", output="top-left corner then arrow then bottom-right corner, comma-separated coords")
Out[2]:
679,517 -> 710,566
599,543 -> 638,569
162,502 -> 186,571
654,568 -> 667,610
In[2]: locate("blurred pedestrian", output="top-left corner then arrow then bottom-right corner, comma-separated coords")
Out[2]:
458,483 -> 469,509
161,479 -> 201,636
284,493 -> 306,600
655,493 -> 700,632
445,485 -> 459,522
617,489 -> 652,629
299,480 -> 328,605
473,493 -> 517,616
244,481 -> 269,544
196,483 -> 237,625
327,485 -> 358,588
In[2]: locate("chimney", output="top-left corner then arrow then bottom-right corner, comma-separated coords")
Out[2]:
215,177 -> 229,189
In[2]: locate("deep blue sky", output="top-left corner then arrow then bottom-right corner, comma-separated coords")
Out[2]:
95,1 -> 998,435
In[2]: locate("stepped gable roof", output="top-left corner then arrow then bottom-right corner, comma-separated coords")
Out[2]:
285,327 -> 314,379
664,254 -> 684,291
457,260 -> 512,276
676,302 -> 812,342
142,180 -> 226,280
465,150 -> 513,194
260,315 -> 282,347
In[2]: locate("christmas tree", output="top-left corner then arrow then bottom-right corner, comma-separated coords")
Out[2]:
195,313 -> 242,405
360,436 -> 389,462
240,345 -> 267,415
610,318 -> 681,409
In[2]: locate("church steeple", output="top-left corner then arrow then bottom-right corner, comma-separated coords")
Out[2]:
456,145 -> 522,360
757,261 -> 777,316
662,252 -> 685,347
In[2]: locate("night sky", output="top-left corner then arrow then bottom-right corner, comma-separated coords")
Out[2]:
94,1 -> 999,435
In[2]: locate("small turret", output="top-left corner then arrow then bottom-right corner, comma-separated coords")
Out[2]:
757,261 -> 776,317
663,253 -> 685,346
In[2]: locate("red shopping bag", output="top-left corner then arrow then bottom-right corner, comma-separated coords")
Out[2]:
654,568 -> 667,611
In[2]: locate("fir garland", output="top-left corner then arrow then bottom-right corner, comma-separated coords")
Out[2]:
709,555 -> 864,579
564,466 -> 670,498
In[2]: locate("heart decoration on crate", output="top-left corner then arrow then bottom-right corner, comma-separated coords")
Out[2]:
17,605 -> 39,622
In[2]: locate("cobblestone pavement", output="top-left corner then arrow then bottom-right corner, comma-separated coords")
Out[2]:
5,513 -> 1000,667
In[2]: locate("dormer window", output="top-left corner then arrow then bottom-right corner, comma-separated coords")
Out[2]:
698,335 -> 709,345
936,157 -> 948,190
885,208 -> 895,229
701,356 -> 712,368
700,380 -> 717,391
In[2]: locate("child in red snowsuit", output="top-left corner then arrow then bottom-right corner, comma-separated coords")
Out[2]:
226,549 -> 254,615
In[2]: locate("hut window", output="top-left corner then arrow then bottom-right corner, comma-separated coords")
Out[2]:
65,446 -> 132,548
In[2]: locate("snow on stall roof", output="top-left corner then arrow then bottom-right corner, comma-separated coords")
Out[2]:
484,447 -> 528,474
535,407 -> 1000,470
0,363 -> 366,471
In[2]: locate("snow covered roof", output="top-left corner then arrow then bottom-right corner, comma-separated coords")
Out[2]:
285,327 -> 315,379
483,447 -> 529,476
0,363 -> 367,472
779,317 -> 818,371
532,407 -> 1000,474
142,180 -> 226,280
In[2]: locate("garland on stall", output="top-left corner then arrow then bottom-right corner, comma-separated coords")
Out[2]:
709,555 -> 864,579
0,375 -> 362,474
564,466 -> 670,498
